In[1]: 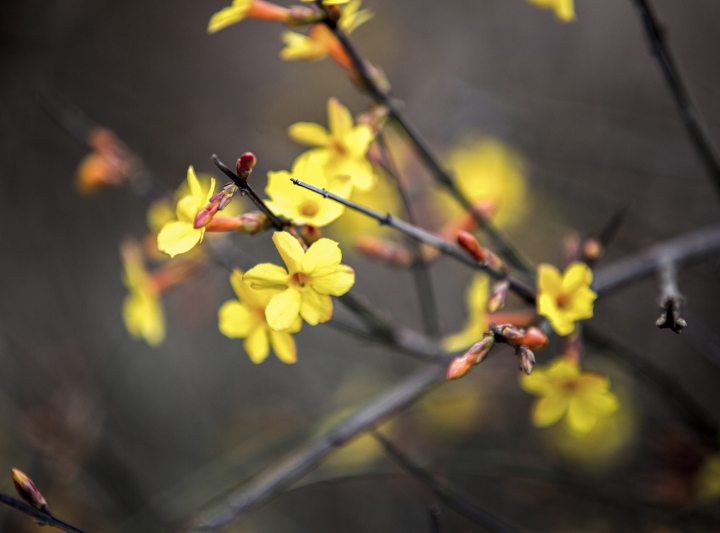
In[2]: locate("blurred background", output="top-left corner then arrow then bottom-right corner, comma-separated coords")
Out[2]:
2,0 -> 720,531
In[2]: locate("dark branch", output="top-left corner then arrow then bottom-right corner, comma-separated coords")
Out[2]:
290,178 -> 537,304
371,431 -> 529,533
656,261 -> 687,333
0,492 -> 92,533
631,0 -> 720,197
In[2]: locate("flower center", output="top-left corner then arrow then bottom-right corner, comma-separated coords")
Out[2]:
299,201 -> 319,218
556,293 -> 570,308
561,380 -> 579,392
332,139 -> 347,156
290,272 -> 311,289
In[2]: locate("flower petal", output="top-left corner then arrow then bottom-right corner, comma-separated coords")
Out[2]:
123,290 -> 165,347
537,263 -> 562,296
311,265 -> 355,296
302,238 -> 342,276
266,288 -> 302,331
176,195 -> 197,224
270,330 -> 297,364
244,326 -> 270,364
300,289 -> 333,325
327,97 -> 353,137
187,166 -> 204,210
562,262 -> 593,294
273,231 -> 305,274
288,122 -> 331,147
243,263 -> 290,289
207,0 -> 252,33
218,300 -> 256,338
532,394 -> 570,427
157,221 -> 202,257
566,396 -> 598,434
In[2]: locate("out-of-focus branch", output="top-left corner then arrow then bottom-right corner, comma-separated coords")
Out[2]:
592,222 -> 720,297
656,261 -> 687,333
320,19 -> 532,276
190,360 -> 450,533
631,0 -> 720,197
0,492 -> 92,533
376,133 -> 439,336
371,431 -> 528,533
290,178 -> 538,304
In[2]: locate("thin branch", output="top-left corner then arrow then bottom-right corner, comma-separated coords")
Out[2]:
376,133 -> 439,336
631,0 -> 720,197
592,222 -> 720,297
428,506 -> 442,533
290,178 -> 537,304
0,492 -> 92,533
371,431 -> 528,533
321,20 -> 532,276
190,360 -> 450,533
656,261 -> 687,333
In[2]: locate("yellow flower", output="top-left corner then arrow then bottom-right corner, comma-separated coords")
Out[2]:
121,241 -> 165,347
526,0 -> 575,22
207,0 -> 291,34
442,274 -> 489,352
436,137 -> 528,229
265,153 -> 352,227
219,269 -> 301,364
243,232 -> 355,330
521,357 -> 619,434
695,454 -> 720,500
288,98 -> 376,192
157,166 -> 215,258
301,0 -> 348,4
537,262 -> 596,336
280,0 -> 373,68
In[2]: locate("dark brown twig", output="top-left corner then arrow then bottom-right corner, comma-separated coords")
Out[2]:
0,492 -> 92,533
631,0 -> 720,197
371,431 -> 528,533
656,261 -> 687,333
289,178 -> 537,304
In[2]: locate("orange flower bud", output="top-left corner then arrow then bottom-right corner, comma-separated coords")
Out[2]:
438,199 -> 497,240
516,326 -> 548,352
309,24 -> 354,72
204,216 -> 242,232
489,309 -> 537,329
487,280 -> 509,312
447,353 -> 474,380
237,211 -> 272,234
246,0 -> 291,21
12,469 -> 50,514
457,230 -> 485,262
301,224 -> 323,245
149,259 -> 201,293
194,201 -> 221,229
582,237 -> 604,261
354,236 -> 413,268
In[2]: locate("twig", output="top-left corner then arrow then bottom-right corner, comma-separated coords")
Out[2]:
211,155 -> 287,230
0,492 -> 92,533
371,431 -> 528,533
428,506 -> 442,533
631,0 -> 720,197
376,133 -> 439,336
290,178 -> 537,304
321,20 -> 532,276
656,261 -> 687,333
592,222 -> 720,297
584,325 -> 717,443
190,360 -> 450,532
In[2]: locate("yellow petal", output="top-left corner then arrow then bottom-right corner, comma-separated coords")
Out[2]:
566,396 -> 598,434
342,124 -> 374,157
288,122 -> 331,147
327,97 -> 354,138
123,290 -> 165,347
328,157 -> 376,192
566,286 -> 597,322
520,367 -> 553,395
532,394 -> 570,427
243,263 -> 290,289
270,330 -> 297,364
176,195 -> 197,224
340,1 -> 374,34
244,326 -> 270,364
266,288 -> 302,331
280,31 -> 326,61
302,238 -> 342,276
537,263 -> 562,296
546,357 -> 580,380
273,231 -> 305,274
562,262 -> 593,294
300,289 -> 333,325
208,0 -> 253,33
288,314 -> 303,334
187,166 -> 204,210
218,300 -> 255,338
230,269 -> 273,308
157,221 -> 202,257
311,265 -> 355,296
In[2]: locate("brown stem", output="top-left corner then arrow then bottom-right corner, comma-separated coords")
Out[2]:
0,492 -> 92,533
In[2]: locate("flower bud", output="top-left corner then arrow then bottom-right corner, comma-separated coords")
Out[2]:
467,334 -> 496,364
517,346 -> 535,375
301,224 -> 323,245
516,327 -> 548,352
12,469 -> 50,514
487,280 -> 509,312
236,152 -> 257,179
354,236 -> 413,268
236,211 -> 271,234
447,353 -> 474,380
194,201 -> 220,229
456,230 -> 507,272
582,237 -> 604,261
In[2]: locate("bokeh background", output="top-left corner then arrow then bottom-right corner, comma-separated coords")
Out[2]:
2,0 -> 720,532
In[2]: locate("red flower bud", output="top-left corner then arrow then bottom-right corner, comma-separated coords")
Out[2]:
12,469 -> 50,514
516,327 -> 548,352
237,152 -> 257,178
354,236 -> 413,268
194,202 -> 220,229
447,353 -> 474,380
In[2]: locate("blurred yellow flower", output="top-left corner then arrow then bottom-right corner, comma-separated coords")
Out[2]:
219,269 -> 301,364
301,0 -> 348,4
243,232 -> 355,330
437,137 -> 527,229
521,357 -> 619,434
280,0 -> 373,68
443,274 -> 489,353
695,453 -> 720,500
208,0 -> 291,34
265,154 -> 352,227
288,97 -> 377,192
526,0 -> 575,22
537,262 -> 596,336
157,167 -> 215,258
121,241 -> 165,347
